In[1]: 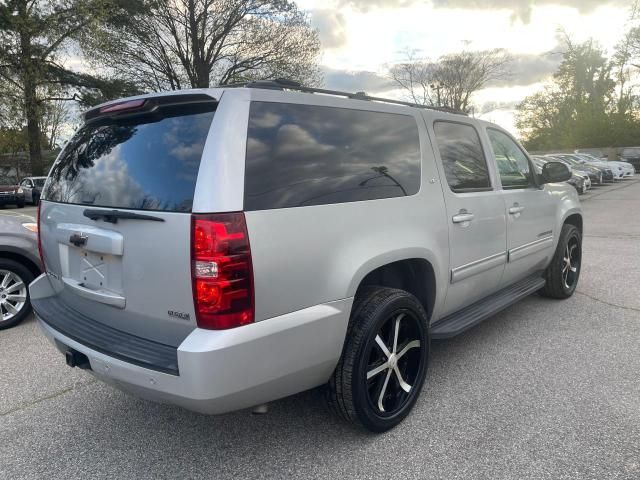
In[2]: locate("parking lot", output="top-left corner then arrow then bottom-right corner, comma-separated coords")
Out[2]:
1,180 -> 639,480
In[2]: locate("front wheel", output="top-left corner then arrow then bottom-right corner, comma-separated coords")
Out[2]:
326,287 -> 429,432
541,224 -> 582,299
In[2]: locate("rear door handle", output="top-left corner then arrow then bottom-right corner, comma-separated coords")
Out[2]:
452,211 -> 475,224
509,204 -> 525,214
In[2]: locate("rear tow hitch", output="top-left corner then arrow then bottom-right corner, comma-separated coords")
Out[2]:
65,349 -> 91,370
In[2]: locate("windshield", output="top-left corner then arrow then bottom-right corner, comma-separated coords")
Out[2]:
43,103 -> 215,212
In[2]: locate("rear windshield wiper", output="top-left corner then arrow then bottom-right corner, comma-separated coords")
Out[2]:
83,209 -> 165,224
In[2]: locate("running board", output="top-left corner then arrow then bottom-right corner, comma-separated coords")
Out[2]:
430,275 -> 546,339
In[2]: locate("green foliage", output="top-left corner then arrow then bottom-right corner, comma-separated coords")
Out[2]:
0,0 -> 142,173
0,128 -> 27,155
517,34 -> 640,150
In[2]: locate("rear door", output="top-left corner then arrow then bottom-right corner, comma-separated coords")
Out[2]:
485,128 -> 556,288
429,120 -> 506,317
40,94 -> 217,346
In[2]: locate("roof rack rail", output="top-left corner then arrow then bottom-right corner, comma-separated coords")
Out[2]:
223,78 -> 467,116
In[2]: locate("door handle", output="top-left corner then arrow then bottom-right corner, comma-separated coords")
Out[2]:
509,204 -> 525,214
452,211 -> 475,224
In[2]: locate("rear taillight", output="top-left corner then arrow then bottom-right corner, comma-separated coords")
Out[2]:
191,213 -> 254,329
37,202 -> 46,272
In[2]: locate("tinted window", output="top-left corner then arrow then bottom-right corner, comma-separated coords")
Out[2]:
244,102 -> 421,210
487,128 -> 532,189
433,121 -> 491,192
33,178 -> 45,187
43,107 -> 215,212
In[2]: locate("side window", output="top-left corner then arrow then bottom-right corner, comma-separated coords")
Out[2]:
487,129 -> 532,189
244,102 -> 421,210
433,121 -> 491,193
20,180 -> 29,187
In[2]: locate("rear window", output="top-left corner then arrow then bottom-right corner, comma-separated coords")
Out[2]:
244,102 -> 421,210
43,102 -> 215,212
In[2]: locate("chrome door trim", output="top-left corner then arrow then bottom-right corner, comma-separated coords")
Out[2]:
508,236 -> 554,263
451,252 -> 507,284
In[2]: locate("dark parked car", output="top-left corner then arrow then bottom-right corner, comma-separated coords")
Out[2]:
0,212 -> 42,329
555,154 -> 615,182
0,176 -> 25,208
620,147 -> 640,172
545,155 -> 604,185
19,176 -> 47,205
532,156 -> 588,194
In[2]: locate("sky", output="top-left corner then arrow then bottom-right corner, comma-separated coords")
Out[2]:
300,0 -> 633,135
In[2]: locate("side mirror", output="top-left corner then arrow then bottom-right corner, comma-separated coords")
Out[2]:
541,162 -> 572,184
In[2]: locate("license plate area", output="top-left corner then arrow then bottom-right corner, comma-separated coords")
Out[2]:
55,223 -> 125,298
67,247 -> 123,295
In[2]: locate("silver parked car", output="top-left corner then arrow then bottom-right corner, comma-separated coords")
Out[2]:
0,212 -> 42,329
31,81 -> 583,432
19,176 -> 47,205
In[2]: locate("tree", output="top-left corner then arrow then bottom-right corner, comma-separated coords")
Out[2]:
390,49 -> 511,112
433,49 -> 511,112
0,0 -> 142,175
41,95 -> 70,150
516,35 -> 640,151
515,86 -> 567,151
84,0 -> 322,91
389,50 -> 435,106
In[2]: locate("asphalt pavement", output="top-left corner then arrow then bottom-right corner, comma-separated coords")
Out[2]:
1,181 -> 639,479
0,205 -> 37,220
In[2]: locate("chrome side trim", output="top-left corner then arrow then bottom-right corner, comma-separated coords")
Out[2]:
451,252 -> 507,284
508,236 -> 554,263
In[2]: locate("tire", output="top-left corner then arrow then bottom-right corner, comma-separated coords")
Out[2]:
326,287 -> 429,432
540,224 -> 582,299
32,194 -> 40,206
0,259 -> 34,330
16,200 -> 24,208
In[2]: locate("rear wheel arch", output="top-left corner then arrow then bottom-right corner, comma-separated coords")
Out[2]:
353,258 -> 436,322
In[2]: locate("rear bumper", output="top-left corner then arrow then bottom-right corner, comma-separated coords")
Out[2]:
32,275 -> 352,414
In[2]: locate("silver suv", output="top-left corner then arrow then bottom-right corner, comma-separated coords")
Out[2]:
30,81 -> 582,432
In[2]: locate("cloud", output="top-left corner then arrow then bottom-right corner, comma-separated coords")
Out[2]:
337,1 -> 626,22
337,0 -> 417,11
488,49 -> 563,87
311,10 -> 348,49
430,0 -> 628,23
322,67 -> 395,93
477,100 -> 520,115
